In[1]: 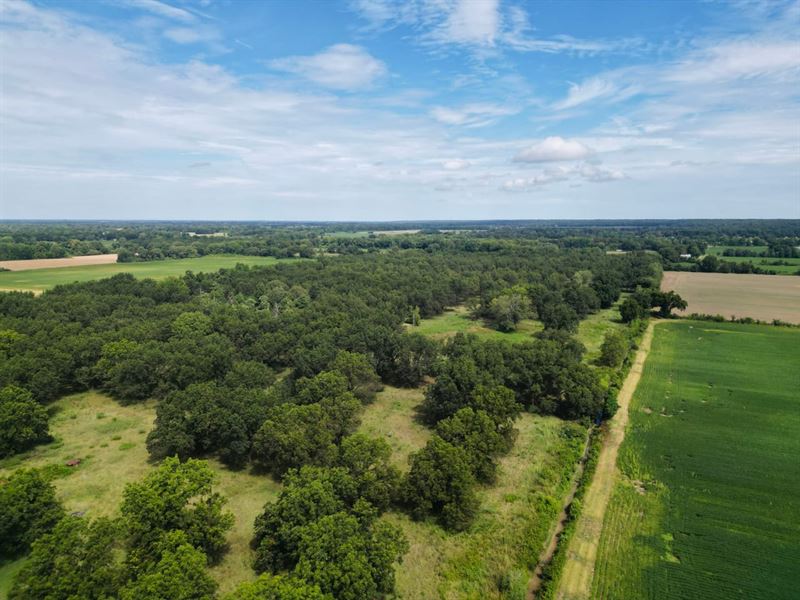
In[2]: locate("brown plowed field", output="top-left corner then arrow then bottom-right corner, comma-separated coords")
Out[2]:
661,271 -> 800,324
0,253 -> 118,271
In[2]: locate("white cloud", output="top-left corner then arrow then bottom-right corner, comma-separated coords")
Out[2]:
554,77 -> 623,110
269,44 -> 387,90
667,40 -> 800,83
513,137 -> 591,162
125,0 -> 197,23
163,26 -> 218,44
431,103 -> 517,127
441,0 -> 499,46
442,159 -> 470,170
502,163 -> 625,191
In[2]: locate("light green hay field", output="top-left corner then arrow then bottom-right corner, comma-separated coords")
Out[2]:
409,305 -> 543,343
0,391 -> 280,596
591,321 -> 800,600
706,246 -> 800,274
0,255 -> 298,293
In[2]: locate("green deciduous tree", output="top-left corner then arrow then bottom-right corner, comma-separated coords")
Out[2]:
0,468 -> 64,559
402,436 -> 479,531
225,573 -> 329,600
9,516 -> 123,600
121,457 -> 233,566
0,385 -> 50,457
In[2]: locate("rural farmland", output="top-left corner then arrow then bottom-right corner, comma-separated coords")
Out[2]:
0,255 -> 295,293
591,321 -> 800,600
660,271 -> 800,324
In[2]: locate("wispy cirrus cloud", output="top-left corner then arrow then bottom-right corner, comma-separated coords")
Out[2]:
430,102 -> 518,127
268,44 -> 387,90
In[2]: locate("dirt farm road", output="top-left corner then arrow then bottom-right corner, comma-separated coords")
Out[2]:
553,321 -> 656,600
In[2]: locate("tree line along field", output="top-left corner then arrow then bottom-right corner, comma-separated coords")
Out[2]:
591,321 -> 800,600
0,255 -> 294,293
705,245 -> 800,275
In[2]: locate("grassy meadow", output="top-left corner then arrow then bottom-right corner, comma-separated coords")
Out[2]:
408,305 -> 543,343
0,255 -> 296,293
0,391 -> 281,597
591,321 -> 800,599
360,385 -> 587,599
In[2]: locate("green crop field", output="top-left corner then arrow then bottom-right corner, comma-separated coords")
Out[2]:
592,321 -> 800,599
706,246 -> 800,275
0,255 -> 299,293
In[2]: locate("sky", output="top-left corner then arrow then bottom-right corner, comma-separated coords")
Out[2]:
0,0 -> 799,220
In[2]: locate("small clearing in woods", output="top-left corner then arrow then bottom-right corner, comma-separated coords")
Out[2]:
661,271 -> 800,323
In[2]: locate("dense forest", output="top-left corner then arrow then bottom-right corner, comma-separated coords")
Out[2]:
2,220 -> 786,598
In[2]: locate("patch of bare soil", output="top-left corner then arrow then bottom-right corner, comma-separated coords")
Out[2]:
0,254 -> 118,271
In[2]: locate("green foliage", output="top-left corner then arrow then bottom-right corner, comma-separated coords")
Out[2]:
337,434 -> 401,511
121,457 -> 233,565
0,385 -> 50,457
402,436 -> 479,531
171,311 -> 213,337
9,516 -> 123,600
224,573 -> 329,600
436,407 -> 510,484
251,403 -> 338,477
598,330 -> 630,368
295,511 -> 407,600
0,468 -> 64,559
119,530 -> 217,600
329,351 -> 383,403
486,287 -> 532,332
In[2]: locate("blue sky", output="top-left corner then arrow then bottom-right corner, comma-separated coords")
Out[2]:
1,0 -> 798,220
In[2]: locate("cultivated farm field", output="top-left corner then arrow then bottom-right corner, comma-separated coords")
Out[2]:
661,271 -> 800,323
0,254 -> 294,293
706,245 -> 800,275
591,321 -> 800,600
0,253 -> 119,271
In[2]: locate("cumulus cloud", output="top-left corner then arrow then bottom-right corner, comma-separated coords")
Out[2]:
269,44 -> 387,90
431,103 -> 517,127
513,137 -> 591,162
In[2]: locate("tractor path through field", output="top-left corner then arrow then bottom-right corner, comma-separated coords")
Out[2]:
526,430 -> 592,599
553,321 -> 656,600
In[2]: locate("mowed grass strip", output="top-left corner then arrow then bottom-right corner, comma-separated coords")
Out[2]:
0,391 -> 281,596
591,321 -> 800,600
0,255 -> 298,293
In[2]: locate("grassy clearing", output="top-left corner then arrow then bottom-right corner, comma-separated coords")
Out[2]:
358,386 -> 431,471
0,558 -> 27,599
409,305 -> 543,343
387,415 -> 586,600
0,391 -> 280,595
591,321 -> 800,600
0,255 -> 298,293
575,299 -> 626,363
706,246 -> 800,274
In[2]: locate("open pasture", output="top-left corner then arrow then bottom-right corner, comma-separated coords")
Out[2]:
0,391 -> 281,596
591,321 -> 800,600
661,271 -> 800,323
0,254 -> 293,293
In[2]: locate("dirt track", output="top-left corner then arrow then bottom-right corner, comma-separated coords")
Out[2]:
553,321 -> 656,600
0,253 -> 118,271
